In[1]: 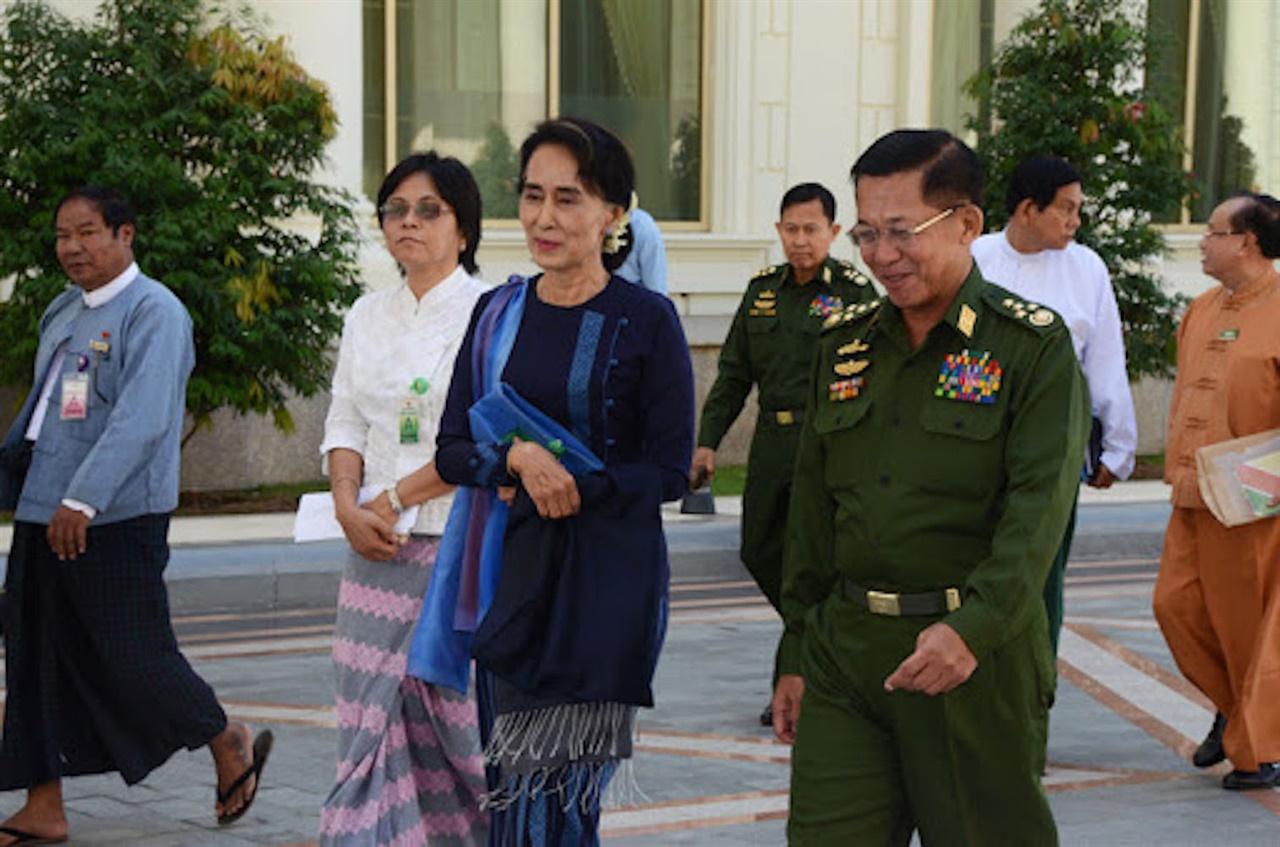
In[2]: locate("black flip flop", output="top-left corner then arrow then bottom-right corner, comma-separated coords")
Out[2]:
216,728 -> 274,826
0,825 -> 68,845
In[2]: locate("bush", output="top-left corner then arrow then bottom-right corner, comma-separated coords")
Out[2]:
0,0 -> 363,438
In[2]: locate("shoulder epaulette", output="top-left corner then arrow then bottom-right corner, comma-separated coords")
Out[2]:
751,264 -> 780,281
983,286 -> 1061,335
821,297 -> 883,332
833,259 -> 871,286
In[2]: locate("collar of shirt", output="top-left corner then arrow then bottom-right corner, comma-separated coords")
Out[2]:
391,264 -> 472,319
82,261 -> 140,308
996,229 -> 1069,264
780,257 -> 837,289
940,265 -> 988,339
1220,269 -> 1279,306
875,265 -> 984,349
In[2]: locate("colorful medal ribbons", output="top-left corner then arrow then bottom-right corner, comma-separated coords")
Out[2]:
808,293 -> 843,318
935,349 -> 1001,404
829,376 -> 864,401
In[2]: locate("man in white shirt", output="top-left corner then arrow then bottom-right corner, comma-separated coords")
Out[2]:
972,155 -> 1137,655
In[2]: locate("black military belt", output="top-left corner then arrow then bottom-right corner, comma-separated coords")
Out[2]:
843,579 -> 962,617
765,408 -> 804,426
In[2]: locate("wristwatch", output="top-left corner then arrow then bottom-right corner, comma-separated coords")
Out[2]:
385,483 -> 404,513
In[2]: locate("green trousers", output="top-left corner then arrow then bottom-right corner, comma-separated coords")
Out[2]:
740,420 -> 802,611
788,594 -> 1058,846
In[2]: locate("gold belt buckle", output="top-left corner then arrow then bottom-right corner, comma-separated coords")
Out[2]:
945,587 -> 962,612
866,590 -> 901,616
775,410 -> 795,425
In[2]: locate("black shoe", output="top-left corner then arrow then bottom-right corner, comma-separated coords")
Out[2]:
759,703 -> 773,727
1193,712 -> 1227,768
1222,762 -> 1279,790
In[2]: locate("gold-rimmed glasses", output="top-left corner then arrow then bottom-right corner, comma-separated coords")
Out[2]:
848,204 -> 967,250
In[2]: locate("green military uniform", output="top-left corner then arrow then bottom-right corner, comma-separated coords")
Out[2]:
778,267 -> 1088,846
697,257 -> 875,609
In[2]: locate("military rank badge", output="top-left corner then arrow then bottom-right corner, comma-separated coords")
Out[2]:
935,349 -> 1001,404
808,294 -> 843,318
749,288 -> 778,317
829,377 -> 864,402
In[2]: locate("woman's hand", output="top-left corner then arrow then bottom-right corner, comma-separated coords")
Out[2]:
365,490 -> 400,528
507,437 -> 580,519
336,502 -> 400,561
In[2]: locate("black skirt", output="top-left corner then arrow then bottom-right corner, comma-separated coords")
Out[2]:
0,515 -> 227,788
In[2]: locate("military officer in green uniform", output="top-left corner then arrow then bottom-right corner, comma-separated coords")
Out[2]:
691,183 -> 874,723
771,131 -> 1087,845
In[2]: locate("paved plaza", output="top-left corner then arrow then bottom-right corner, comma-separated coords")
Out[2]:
2,483 -> 1278,845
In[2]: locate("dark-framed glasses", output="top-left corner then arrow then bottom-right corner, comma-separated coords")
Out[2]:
379,199 -> 451,221
848,204 -> 967,250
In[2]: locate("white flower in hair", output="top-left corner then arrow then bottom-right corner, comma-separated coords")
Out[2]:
604,191 -> 639,255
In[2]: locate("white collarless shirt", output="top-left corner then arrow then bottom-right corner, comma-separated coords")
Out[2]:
972,232 -> 1137,479
321,265 -> 489,534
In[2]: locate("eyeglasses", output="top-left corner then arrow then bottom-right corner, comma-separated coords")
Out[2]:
1202,228 -> 1243,239
848,204 -> 967,250
379,199 -> 451,221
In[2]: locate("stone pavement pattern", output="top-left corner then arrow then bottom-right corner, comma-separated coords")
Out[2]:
1,483 -> 1278,845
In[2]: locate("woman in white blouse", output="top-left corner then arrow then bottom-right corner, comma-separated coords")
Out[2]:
317,152 -> 489,846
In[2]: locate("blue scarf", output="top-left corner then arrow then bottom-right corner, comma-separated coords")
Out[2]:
406,279 -> 602,692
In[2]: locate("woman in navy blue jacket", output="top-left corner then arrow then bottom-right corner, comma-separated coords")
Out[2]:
427,117 -> 694,846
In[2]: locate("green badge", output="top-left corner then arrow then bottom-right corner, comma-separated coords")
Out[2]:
411,377 -> 429,394
1219,329 -> 1239,341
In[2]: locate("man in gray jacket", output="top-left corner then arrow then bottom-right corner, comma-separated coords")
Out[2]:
0,187 -> 271,845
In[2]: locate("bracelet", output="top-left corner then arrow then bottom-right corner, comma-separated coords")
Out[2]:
385,483 -> 404,513
331,475 -> 361,491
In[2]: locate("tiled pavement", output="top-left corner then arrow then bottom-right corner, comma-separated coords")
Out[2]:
2,483 -> 1279,845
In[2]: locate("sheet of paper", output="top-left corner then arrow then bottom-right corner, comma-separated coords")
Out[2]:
293,487 -> 419,542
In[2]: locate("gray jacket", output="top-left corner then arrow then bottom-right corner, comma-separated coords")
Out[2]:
0,273 -> 193,524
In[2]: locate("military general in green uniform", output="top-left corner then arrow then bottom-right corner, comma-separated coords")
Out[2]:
691,183 -> 874,723
771,131 -> 1088,845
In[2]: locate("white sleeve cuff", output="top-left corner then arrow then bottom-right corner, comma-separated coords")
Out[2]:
62,498 -> 97,519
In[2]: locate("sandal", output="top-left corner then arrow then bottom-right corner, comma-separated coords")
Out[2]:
216,728 -> 274,826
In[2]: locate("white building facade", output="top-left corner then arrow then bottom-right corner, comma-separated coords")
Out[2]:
10,0 -> 1280,485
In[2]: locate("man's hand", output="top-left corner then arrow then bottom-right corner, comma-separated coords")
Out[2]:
883,622 -> 977,696
47,505 -> 91,561
507,438 -> 580,519
771,674 -> 805,744
1087,463 -> 1117,489
689,447 -> 716,489
336,503 -> 399,561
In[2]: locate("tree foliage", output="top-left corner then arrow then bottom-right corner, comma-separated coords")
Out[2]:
0,0 -> 363,436
965,0 -> 1193,379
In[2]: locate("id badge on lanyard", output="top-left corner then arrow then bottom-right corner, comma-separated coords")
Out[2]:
60,353 -> 91,420
398,376 -> 431,444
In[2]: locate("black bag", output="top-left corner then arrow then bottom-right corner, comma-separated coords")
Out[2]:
1083,416 -> 1104,483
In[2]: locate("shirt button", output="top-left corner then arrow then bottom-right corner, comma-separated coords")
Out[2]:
879,474 -> 890,487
